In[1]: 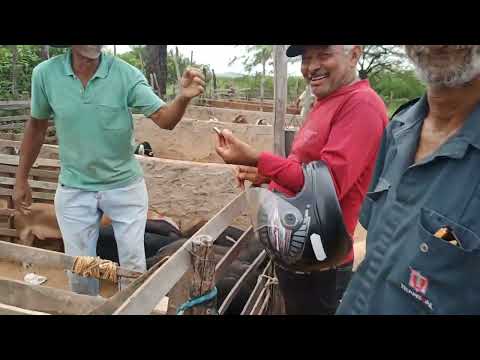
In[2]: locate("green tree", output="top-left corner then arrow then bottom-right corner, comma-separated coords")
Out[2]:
369,69 -> 426,115
0,45 -> 68,100
130,45 -> 146,72
229,45 -> 273,102
144,45 -> 168,98
10,45 -> 18,97
358,45 -> 407,79
115,46 -> 204,99
118,49 -> 143,71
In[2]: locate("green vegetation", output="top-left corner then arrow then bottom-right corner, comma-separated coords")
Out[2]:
0,45 -> 426,116
0,45 -> 66,100
370,69 -> 426,116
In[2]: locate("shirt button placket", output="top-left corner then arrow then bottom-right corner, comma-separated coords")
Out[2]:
81,88 -> 90,104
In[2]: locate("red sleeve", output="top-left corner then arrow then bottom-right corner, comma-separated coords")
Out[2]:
257,99 -> 386,199
318,100 -> 386,200
257,152 -> 305,194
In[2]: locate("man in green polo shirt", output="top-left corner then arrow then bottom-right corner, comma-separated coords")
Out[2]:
13,45 -> 205,295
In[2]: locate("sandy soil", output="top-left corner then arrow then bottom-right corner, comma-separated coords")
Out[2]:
0,260 -> 118,298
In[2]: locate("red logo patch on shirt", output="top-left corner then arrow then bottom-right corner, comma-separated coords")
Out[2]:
409,269 -> 429,295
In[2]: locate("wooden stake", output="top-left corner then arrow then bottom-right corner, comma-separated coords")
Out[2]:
273,45 -> 288,157
153,73 -> 160,94
269,45 -> 288,315
186,234 -> 216,315
150,73 -> 155,92
212,69 -> 217,99
202,67 -> 208,99
173,47 -> 182,95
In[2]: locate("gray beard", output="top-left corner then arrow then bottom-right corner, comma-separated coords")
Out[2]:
408,46 -> 480,88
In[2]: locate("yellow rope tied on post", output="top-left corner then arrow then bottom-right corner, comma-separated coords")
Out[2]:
72,256 -> 118,284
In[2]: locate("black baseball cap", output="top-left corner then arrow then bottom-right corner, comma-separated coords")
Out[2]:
286,45 -> 306,57
286,45 -> 336,57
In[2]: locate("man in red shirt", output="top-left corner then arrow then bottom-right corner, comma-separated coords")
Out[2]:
215,45 -> 388,314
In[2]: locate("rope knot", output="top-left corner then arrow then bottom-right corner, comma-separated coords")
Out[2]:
260,274 -> 279,287
72,256 -> 118,283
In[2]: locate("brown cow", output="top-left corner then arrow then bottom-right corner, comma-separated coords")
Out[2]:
14,203 -> 111,249
13,203 -> 173,249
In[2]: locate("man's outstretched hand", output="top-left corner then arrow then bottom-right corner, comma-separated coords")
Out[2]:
214,129 -> 260,167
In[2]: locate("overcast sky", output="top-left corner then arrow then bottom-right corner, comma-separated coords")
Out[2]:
106,45 -> 303,76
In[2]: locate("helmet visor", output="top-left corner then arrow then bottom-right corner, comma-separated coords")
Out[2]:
246,187 -> 304,263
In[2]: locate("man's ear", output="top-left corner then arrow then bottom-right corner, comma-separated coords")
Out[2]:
350,45 -> 363,67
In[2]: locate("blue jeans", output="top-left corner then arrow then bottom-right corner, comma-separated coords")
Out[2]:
55,178 -> 148,296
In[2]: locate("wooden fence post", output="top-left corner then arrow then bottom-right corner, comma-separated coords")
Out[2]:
273,45 -> 288,157
268,44 -> 289,314
185,235 -> 217,315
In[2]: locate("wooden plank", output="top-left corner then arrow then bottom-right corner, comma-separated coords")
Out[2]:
0,124 -> 26,131
240,258 -> 271,315
0,154 -> 60,168
0,187 -> 55,201
88,255 -> 171,315
6,195 -> 14,242
0,302 -> 50,315
0,134 -> 22,141
201,99 -> 298,115
0,100 -> 30,107
0,106 -> 28,111
0,208 -> 16,217
112,191 -> 248,315
0,139 -> 22,149
250,282 -> 270,315
218,250 -> 267,315
0,100 -> 30,111
0,115 -> 29,122
0,275 -> 106,315
255,289 -> 271,315
0,164 -> 59,180
214,226 -> 253,281
0,176 -> 57,191
273,45 -> 288,157
0,228 -> 18,237
151,296 -> 169,315
0,240 -> 142,280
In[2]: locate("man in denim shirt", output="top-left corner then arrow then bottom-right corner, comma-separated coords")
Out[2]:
337,45 -> 480,315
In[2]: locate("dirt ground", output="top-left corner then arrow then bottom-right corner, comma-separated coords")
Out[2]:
0,260 -> 118,298
0,222 -> 367,292
0,223 -> 366,315
0,109 -> 369,314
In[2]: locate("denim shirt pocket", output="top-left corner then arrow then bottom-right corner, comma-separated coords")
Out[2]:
386,207 -> 480,314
